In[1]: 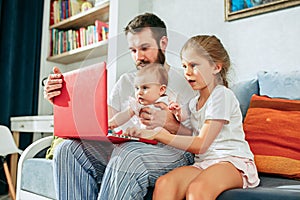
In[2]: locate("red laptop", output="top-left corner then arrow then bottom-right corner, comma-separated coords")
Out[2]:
53,62 -> 157,145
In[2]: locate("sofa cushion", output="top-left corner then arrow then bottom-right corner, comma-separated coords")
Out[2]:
258,71 -> 300,100
218,175 -> 300,200
231,79 -> 259,120
21,158 -> 56,199
46,136 -> 64,160
145,175 -> 300,200
244,94 -> 300,179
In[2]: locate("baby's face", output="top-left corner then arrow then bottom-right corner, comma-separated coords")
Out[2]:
134,75 -> 163,105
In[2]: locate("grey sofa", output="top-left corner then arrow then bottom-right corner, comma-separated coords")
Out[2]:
17,76 -> 300,200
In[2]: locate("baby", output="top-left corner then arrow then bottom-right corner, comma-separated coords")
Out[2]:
108,63 -> 169,129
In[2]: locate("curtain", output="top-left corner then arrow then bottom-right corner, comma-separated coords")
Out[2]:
0,0 -> 44,194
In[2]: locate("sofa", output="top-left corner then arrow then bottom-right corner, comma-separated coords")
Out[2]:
17,71 -> 300,200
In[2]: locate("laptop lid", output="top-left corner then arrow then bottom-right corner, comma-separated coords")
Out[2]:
53,62 -> 157,144
53,62 -> 108,141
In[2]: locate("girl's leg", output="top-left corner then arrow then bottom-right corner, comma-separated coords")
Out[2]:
53,139 -> 114,200
186,162 -> 243,200
153,166 -> 203,200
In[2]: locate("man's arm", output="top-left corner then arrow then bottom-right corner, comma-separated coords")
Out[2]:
139,103 -> 192,136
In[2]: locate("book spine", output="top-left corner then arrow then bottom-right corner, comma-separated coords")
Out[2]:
50,0 -> 55,25
95,20 -> 109,42
79,27 -> 85,47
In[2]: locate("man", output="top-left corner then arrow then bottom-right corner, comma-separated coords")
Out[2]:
44,13 -> 196,199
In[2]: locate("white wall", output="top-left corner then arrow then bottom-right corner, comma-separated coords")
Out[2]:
151,0 -> 300,82
38,0 -> 300,114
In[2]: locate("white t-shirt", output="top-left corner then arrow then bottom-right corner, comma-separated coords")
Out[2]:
108,67 -> 197,130
129,96 -> 170,116
129,95 -> 169,129
188,85 -> 254,162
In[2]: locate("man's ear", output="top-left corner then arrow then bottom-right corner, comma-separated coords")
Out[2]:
160,36 -> 168,52
213,63 -> 222,74
159,84 -> 167,95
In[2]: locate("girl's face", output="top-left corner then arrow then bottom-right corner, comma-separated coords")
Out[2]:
181,48 -> 220,91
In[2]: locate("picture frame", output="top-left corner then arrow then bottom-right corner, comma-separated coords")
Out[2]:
225,0 -> 300,21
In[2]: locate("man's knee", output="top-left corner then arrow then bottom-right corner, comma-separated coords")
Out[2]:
53,139 -> 81,163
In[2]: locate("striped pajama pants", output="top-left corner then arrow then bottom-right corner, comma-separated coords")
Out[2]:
54,139 -> 194,200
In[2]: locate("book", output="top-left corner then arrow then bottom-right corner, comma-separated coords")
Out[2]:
79,27 -> 86,47
95,20 -> 108,42
50,0 -> 55,25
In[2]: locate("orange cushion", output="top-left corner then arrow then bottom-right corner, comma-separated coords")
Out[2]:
244,94 -> 300,179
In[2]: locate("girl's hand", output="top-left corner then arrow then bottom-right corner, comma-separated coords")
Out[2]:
125,127 -> 160,140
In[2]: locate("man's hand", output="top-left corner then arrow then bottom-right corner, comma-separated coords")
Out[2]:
139,102 -> 180,134
44,67 -> 63,104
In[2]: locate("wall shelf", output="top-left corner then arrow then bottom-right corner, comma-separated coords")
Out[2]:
47,40 -> 108,64
50,1 -> 109,29
47,0 -> 110,64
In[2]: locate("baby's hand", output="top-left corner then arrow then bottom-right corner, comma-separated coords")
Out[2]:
108,119 -> 118,130
169,101 -> 181,111
168,101 -> 182,121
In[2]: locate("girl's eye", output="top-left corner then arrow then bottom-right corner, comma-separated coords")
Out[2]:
143,86 -> 148,90
190,63 -> 197,68
130,49 -> 137,53
182,64 -> 187,69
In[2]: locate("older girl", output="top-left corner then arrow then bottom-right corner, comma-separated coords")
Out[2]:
125,35 -> 260,200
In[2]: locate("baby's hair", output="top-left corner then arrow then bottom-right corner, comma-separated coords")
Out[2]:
136,63 -> 168,86
181,35 -> 231,87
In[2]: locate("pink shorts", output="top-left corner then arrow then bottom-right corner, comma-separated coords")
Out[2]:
193,156 -> 260,188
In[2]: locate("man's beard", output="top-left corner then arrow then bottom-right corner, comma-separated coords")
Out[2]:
135,49 -> 165,69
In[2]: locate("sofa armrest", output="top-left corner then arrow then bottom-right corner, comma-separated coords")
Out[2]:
16,136 -> 53,200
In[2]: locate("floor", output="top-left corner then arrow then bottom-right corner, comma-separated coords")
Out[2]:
0,194 -> 11,200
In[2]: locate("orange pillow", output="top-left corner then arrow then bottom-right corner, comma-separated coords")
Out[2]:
244,94 -> 300,179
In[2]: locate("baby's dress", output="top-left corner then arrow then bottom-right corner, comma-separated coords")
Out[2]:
129,96 -> 169,129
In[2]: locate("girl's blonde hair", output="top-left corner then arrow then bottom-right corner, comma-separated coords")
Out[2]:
180,35 -> 231,87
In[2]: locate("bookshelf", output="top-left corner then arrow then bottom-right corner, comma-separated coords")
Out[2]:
47,0 -> 110,64
47,39 -> 108,64
39,0 -> 150,115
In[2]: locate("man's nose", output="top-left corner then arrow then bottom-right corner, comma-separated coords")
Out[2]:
136,50 -> 144,61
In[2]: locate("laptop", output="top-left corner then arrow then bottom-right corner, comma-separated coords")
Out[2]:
53,62 -> 157,145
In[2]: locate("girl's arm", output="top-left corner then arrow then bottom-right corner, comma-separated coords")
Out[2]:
127,119 -> 225,154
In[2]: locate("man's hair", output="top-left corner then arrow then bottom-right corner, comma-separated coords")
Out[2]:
136,63 -> 168,86
124,13 -> 167,45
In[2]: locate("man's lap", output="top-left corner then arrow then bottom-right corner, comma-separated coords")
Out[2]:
108,142 -> 194,184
